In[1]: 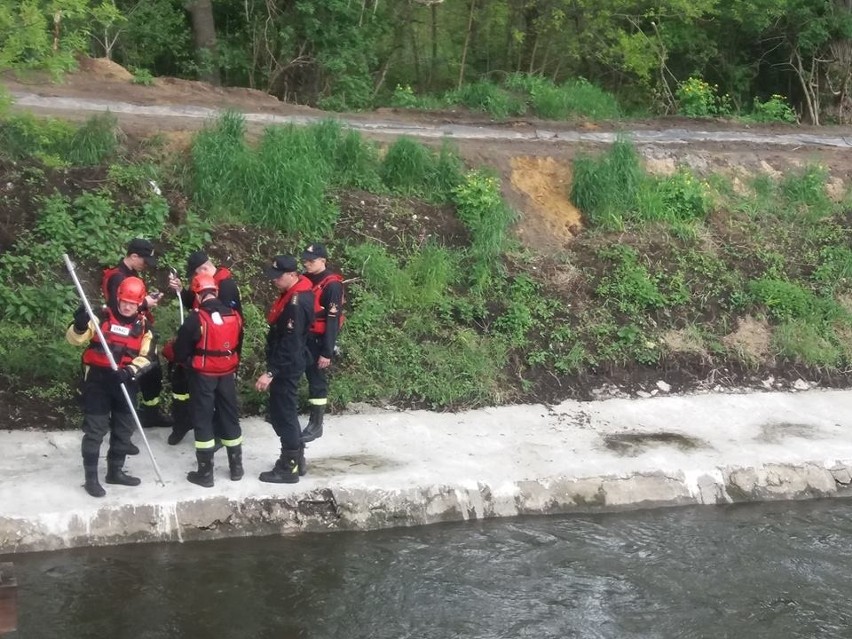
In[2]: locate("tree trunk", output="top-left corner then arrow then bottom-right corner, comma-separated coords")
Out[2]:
457,0 -> 477,90
187,0 -> 220,86
429,3 -> 438,89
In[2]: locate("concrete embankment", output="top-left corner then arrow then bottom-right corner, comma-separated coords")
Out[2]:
1,389 -> 851,554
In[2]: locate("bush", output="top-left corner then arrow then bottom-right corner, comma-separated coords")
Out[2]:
676,77 -> 731,117
748,278 -> 816,321
131,68 -> 156,86
445,81 -> 525,119
749,95 -> 797,123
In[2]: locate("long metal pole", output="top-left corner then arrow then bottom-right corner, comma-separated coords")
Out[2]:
63,253 -> 166,486
171,268 -> 185,325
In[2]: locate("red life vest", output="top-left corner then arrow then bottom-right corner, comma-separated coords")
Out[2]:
82,308 -> 147,369
191,307 -> 242,375
101,265 -> 121,301
309,273 -> 345,335
267,276 -> 313,325
191,267 -> 234,310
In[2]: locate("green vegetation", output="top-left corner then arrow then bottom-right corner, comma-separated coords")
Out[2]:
0,112 -> 850,427
1,0 -> 850,124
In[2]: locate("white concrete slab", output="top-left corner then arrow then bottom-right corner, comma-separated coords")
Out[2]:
1,389 -> 851,553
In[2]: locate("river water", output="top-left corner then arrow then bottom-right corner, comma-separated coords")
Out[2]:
5,500 -> 852,638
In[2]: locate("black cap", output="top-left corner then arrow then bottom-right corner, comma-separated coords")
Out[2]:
301,243 -> 328,260
264,255 -> 298,279
186,251 -> 209,277
127,238 -> 157,267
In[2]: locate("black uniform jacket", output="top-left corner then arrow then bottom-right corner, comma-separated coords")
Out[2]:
266,284 -> 314,380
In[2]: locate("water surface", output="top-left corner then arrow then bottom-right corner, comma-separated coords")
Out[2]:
5,500 -> 852,638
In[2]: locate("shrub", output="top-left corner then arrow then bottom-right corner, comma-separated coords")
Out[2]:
131,68 -> 156,86
595,244 -> 667,316
445,81 -> 525,119
676,77 -> 731,117
749,95 -> 797,123
748,278 -> 816,321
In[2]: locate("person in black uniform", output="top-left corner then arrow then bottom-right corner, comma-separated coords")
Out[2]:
172,274 -> 244,487
165,250 -> 242,445
255,255 -> 314,484
67,277 -> 155,498
300,243 -> 344,444
102,238 -> 171,430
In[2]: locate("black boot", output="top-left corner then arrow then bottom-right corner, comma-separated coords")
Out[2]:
105,455 -> 141,486
258,448 -> 300,484
298,444 -> 307,477
127,441 -> 140,455
187,450 -> 214,487
226,445 -> 244,481
167,398 -> 192,445
83,463 -> 105,498
301,404 -> 325,443
140,403 -> 173,428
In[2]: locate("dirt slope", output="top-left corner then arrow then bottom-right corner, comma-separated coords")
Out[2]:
5,58 -> 852,252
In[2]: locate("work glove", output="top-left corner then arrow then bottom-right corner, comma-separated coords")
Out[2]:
114,367 -> 136,385
73,305 -> 90,333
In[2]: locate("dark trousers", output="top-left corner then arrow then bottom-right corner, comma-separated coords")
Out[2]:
80,367 -> 137,459
139,359 -> 163,403
305,335 -> 329,400
189,371 -> 241,447
171,362 -> 225,438
269,375 -> 301,449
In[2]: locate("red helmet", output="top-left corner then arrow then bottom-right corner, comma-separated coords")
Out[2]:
117,277 -> 146,305
191,274 -> 218,296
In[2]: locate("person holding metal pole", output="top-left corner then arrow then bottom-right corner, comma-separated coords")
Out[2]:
66,272 -> 160,497
102,238 -> 172,429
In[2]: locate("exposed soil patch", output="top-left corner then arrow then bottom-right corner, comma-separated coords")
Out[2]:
510,156 -> 583,249
334,189 -> 469,252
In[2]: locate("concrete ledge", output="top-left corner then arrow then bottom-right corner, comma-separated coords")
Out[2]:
2,389 -> 852,553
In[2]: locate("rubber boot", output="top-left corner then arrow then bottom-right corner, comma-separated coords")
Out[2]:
167,398 -> 192,445
140,403 -> 173,428
258,448 -> 300,484
300,404 -> 325,443
105,454 -> 141,486
298,444 -> 307,477
226,445 -> 244,481
187,450 -> 215,487
83,460 -> 105,498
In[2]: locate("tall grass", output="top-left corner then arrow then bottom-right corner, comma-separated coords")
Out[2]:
445,80 -> 526,119
504,73 -> 621,120
191,110 -> 248,216
66,113 -> 119,165
452,169 -> 515,291
0,113 -> 117,165
571,139 -> 644,228
380,137 -> 464,201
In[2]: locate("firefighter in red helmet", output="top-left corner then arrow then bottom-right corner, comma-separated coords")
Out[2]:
67,276 -> 155,498
172,274 -> 245,486
101,238 -> 171,430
